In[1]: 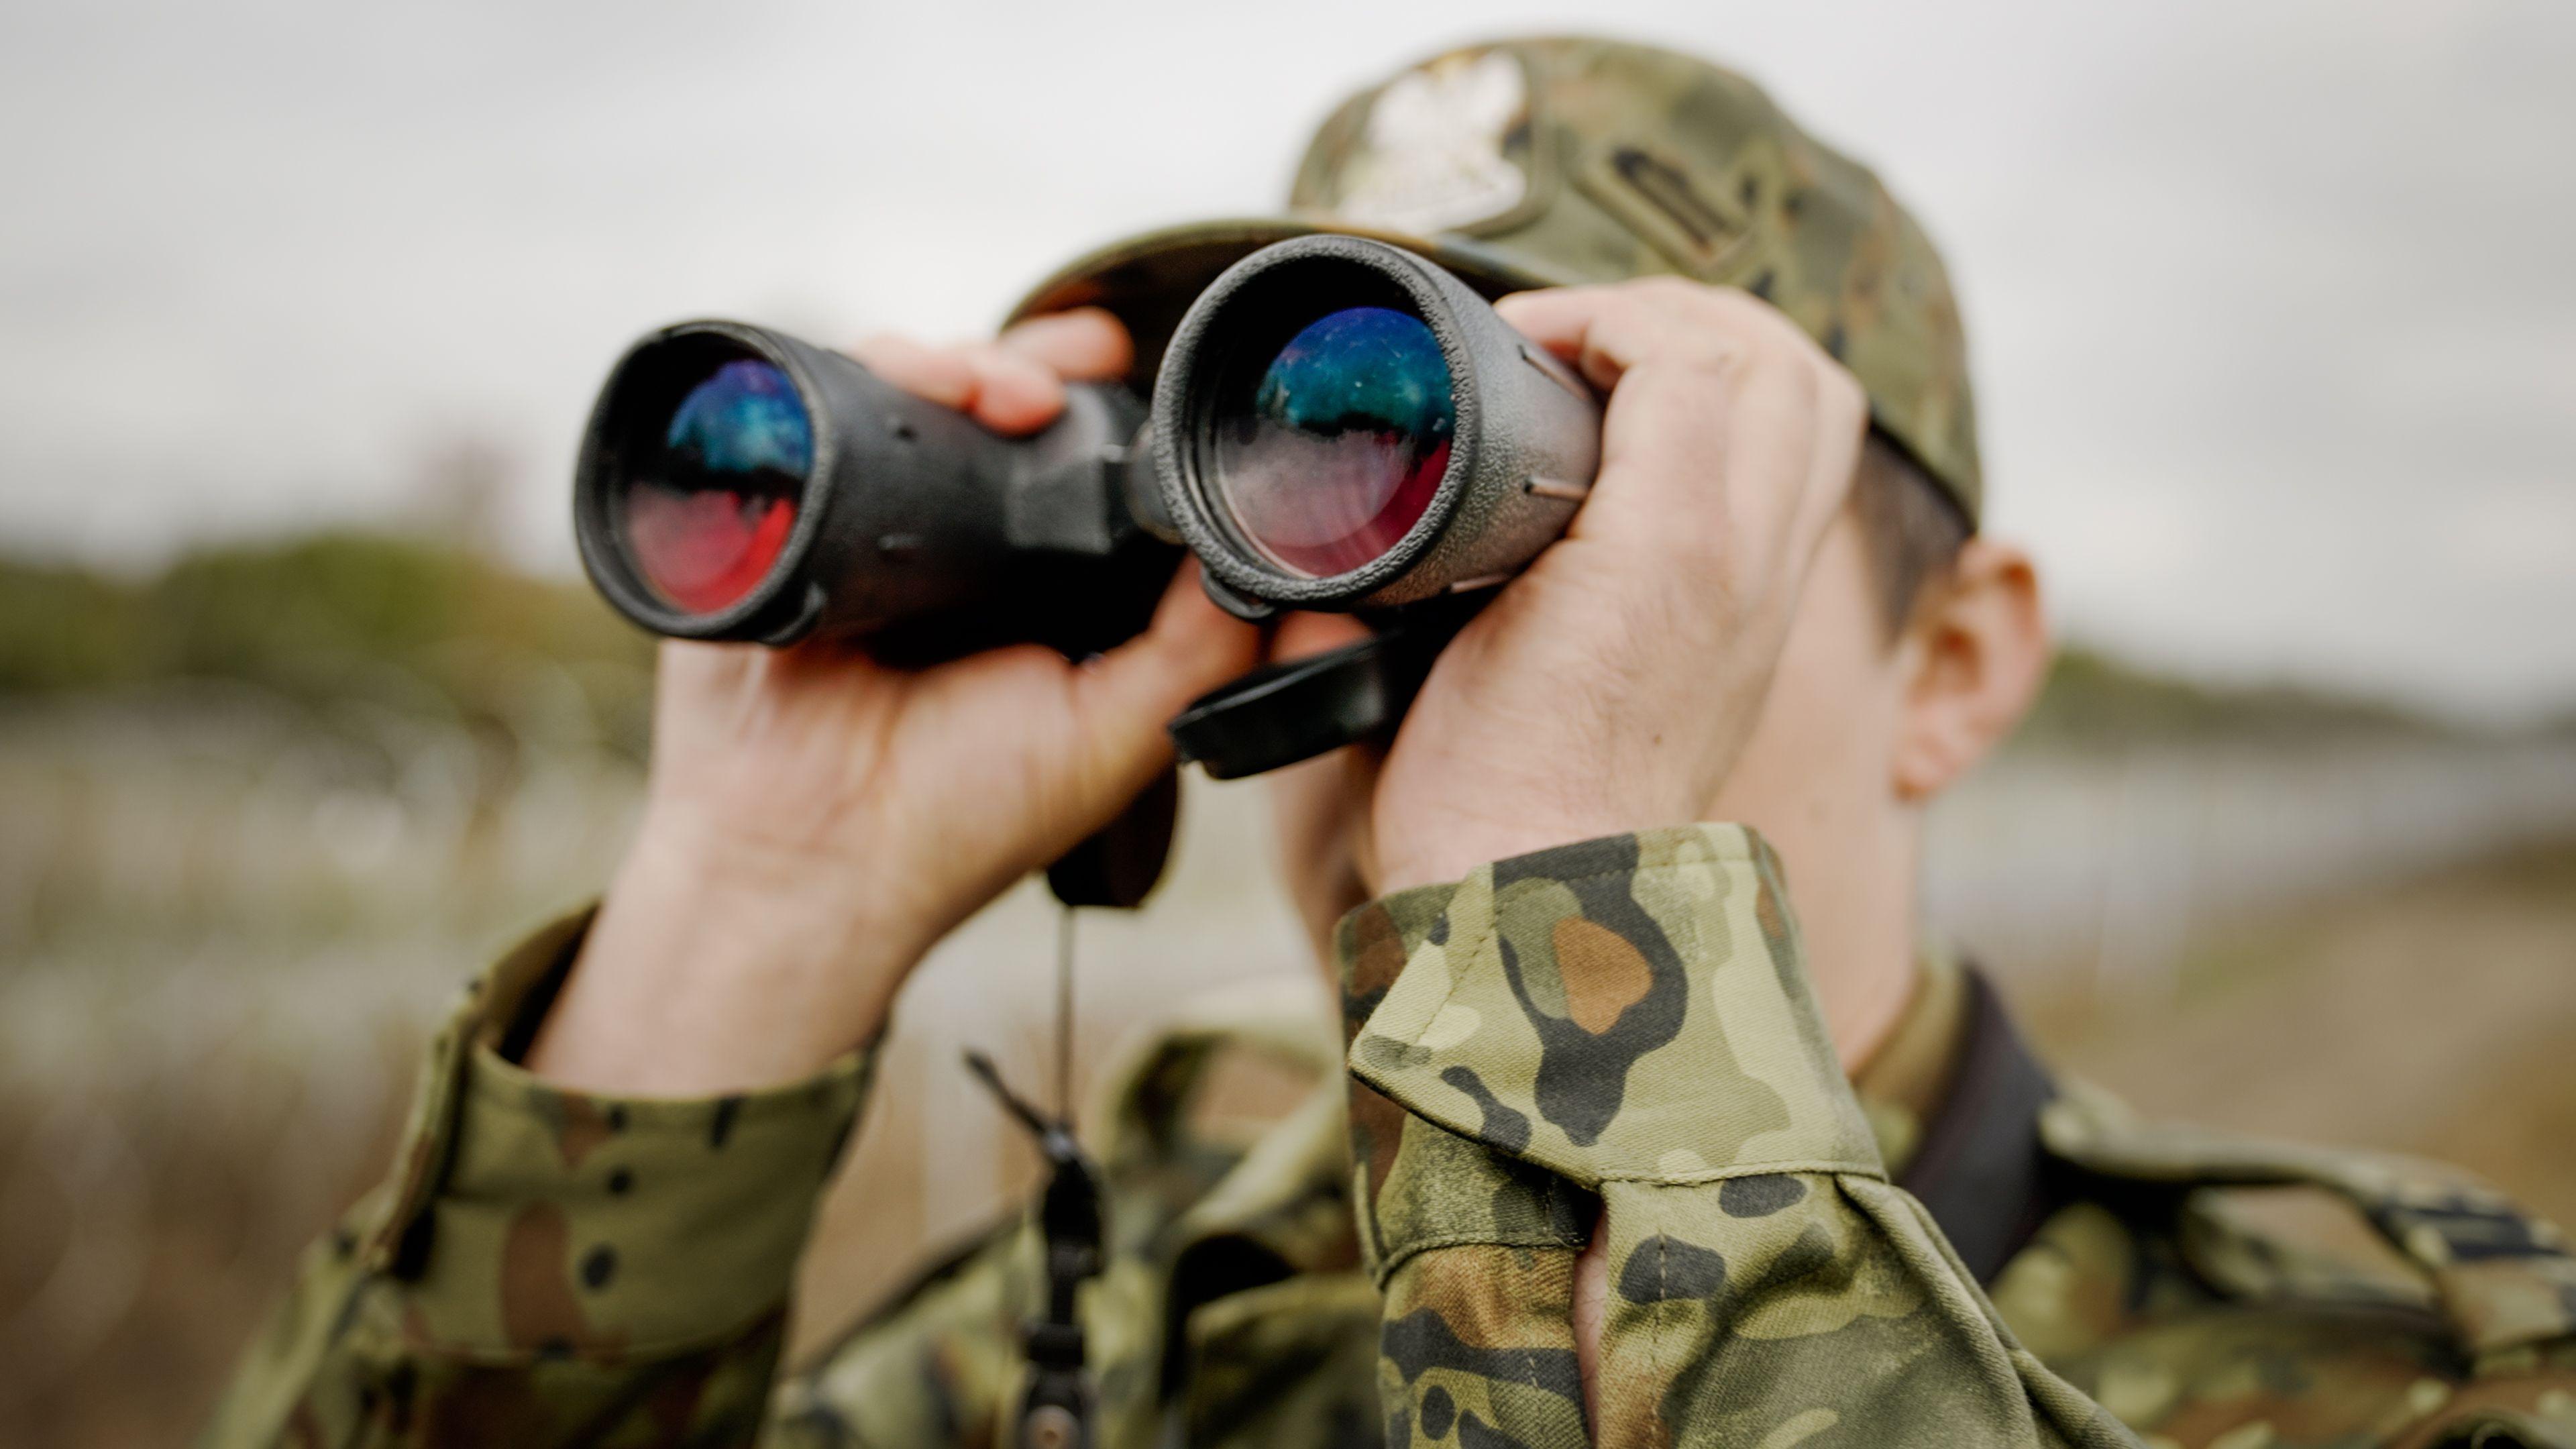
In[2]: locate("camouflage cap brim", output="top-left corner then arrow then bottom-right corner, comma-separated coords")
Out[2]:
1002,215 -> 1583,393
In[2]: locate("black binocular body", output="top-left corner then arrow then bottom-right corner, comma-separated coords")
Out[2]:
576,321 -> 1177,665
573,236 -> 1601,905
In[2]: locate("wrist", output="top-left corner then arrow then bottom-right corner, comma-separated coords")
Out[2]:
1377,810 -> 1669,895
525,808 -> 930,1095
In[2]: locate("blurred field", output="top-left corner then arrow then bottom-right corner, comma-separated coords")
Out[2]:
3,535 -> 2573,1446
2020,841 -> 2576,1228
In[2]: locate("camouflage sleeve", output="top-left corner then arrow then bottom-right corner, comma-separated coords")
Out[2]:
198,911 -> 873,1448
1336,825 -> 2144,1447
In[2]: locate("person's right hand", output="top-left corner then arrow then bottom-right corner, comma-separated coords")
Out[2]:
1265,278 -> 1868,958
527,309 -> 1260,1096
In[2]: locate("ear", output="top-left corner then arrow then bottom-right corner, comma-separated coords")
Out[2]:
1890,538 -> 2049,802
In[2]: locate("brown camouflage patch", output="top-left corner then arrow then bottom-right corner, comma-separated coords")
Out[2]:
549,1091 -> 616,1170
1342,902 -> 1410,1040
1349,1079 -> 1411,1232
1749,835 -> 1797,970
499,1202 -> 594,1352
1401,1242 -> 1564,1352
1552,916 -> 1655,1034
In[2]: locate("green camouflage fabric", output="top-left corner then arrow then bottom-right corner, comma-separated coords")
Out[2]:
1338,824 -> 2133,1446
204,826 -> 2576,1447
1338,827 -> 2576,1447
1008,36 -> 1983,520
199,912 -> 875,1447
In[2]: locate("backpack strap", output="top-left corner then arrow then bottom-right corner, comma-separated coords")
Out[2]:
2040,1089 -> 2576,1358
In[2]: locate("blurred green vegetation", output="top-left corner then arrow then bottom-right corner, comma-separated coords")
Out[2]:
2015,647 -> 2459,747
0,533 -> 655,757
0,531 -> 2524,753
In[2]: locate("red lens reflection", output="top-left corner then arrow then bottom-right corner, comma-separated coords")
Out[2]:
612,356 -> 812,615
1210,306 -> 1456,578
621,486 -> 798,615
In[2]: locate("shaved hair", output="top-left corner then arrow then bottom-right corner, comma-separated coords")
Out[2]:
1850,433 -> 1972,639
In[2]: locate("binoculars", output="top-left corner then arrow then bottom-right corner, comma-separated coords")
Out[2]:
574,235 -> 1601,905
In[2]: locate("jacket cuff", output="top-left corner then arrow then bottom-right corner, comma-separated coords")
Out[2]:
1338,825 -> 1882,1190
360,910 -> 873,1358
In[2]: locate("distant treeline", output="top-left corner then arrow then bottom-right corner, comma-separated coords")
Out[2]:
0,533 -> 654,756
0,531 -> 2528,751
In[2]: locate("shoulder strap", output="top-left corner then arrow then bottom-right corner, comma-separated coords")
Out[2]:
2040,1088 -> 2576,1358
1089,980 -> 1342,1181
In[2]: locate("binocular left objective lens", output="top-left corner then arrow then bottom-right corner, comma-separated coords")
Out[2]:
612,356 -> 812,616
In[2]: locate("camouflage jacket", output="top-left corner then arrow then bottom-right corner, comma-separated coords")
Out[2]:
204,825 -> 2576,1447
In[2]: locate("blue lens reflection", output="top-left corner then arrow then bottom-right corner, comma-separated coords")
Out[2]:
616,358 -> 811,615
667,359 -> 812,476
1214,305 -> 1454,578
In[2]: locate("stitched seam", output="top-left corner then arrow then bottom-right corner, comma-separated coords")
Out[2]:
1595,1158 -> 1883,1185
1368,1229 -> 1583,1288
1650,1194 -> 1670,1440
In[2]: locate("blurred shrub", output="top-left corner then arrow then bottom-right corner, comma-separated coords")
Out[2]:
0,535 -> 655,759
2021,646 -> 2451,748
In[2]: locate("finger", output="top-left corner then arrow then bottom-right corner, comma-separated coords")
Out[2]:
653,637 -> 755,704
956,341 -> 1068,435
1802,365 -> 1871,523
843,333 -> 1073,436
1494,286 -> 1632,393
1495,284 -> 1733,396
1069,564 -> 1262,785
1000,307 -> 1134,383
1568,354 -> 1827,590
847,333 -> 977,411
1574,1218 -> 1609,1428
1270,610 -> 1372,663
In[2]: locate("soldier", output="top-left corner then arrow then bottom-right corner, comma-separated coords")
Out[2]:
205,36 -> 2576,1449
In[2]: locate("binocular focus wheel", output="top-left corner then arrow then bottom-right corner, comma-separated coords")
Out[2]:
1167,596 -> 1479,780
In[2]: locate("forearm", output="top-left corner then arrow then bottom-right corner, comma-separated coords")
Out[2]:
202,913 -> 872,1448
1338,826 -> 2140,1446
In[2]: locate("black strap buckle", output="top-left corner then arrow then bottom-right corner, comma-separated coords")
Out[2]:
966,1051 -> 1106,1449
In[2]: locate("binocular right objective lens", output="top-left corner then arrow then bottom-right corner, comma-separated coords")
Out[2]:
1208,305 -> 1455,579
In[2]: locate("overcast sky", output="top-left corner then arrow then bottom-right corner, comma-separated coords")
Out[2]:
3,0 -> 2571,719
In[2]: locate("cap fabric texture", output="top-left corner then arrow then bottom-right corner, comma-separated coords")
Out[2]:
1008,36 -> 1982,521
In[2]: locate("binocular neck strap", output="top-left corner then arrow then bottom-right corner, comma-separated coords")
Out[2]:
965,903 -> 1108,1449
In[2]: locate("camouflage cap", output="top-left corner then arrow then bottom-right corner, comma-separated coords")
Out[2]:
1008,36 -> 1983,521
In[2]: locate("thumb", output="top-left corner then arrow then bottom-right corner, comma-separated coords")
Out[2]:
1069,563 -> 1261,790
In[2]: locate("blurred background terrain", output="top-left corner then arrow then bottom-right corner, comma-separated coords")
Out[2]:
5,536 -> 2571,1445
5,1 -> 2574,1444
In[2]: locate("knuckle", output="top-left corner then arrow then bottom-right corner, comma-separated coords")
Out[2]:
1823,359 -> 1868,418
1623,274 -> 1702,303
